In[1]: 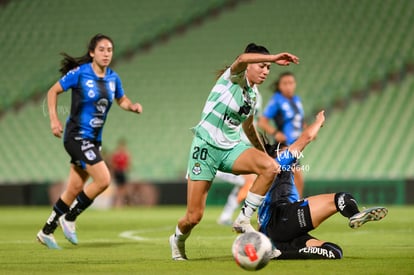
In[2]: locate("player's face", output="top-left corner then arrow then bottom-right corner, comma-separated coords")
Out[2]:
279,75 -> 296,97
90,39 -> 113,68
246,62 -> 271,85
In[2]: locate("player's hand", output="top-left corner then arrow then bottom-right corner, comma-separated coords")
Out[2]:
51,119 -> 63,138
130,103 -> 142,114
315,110 -> 325,127
275,131 -> 287,143
273,52 -> 299,66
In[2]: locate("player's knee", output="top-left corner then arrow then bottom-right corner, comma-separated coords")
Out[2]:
66,182 -> 84,197
186,210 -> 204,227
259,157 -> 279,179
94,173 -> 111,192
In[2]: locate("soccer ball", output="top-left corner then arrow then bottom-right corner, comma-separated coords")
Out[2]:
232,231 -> 273,271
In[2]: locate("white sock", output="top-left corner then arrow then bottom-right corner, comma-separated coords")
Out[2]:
219,186 -> 240,222
237,191 -> 265,220
175,225 -> 190,241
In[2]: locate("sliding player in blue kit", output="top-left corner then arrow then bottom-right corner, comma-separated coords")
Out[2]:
37,34 -> 143,249
258,141 -> 388,259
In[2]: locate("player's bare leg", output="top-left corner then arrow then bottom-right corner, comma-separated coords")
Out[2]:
307,193 -> 387,229
232,148 -> 279,233
170,179 -> 212,260
37,165 -> 89,249
61,161 -> 111,244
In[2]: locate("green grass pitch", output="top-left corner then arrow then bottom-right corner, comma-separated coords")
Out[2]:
0,206 -> 413,274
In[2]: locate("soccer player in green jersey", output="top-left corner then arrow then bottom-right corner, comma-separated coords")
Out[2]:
170,43 -> 300,260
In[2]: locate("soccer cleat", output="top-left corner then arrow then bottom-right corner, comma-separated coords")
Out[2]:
349,207 -> 388,229
270,247 -> 282,259
59,215 -> 78,245
169,234 -> 188,261
232,218 -> 256,234
37,230 -> 61,249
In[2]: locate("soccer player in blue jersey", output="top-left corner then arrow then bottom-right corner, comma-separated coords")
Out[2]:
258,72 -> 306,197
37,34 -> 142,249
258,145 -> 388,259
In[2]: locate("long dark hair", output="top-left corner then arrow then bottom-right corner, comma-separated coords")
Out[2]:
59,33 -> 114,76
216,42 -> 270,79
272,71 -> 295,93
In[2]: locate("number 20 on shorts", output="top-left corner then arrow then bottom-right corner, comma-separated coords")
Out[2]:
192,146 -> 208,160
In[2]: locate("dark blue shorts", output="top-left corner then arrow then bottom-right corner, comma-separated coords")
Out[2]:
64,138 -> 103,169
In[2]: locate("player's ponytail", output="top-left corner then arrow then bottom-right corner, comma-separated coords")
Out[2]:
271,71 -> 295,93
215,43 -> 270,80
59,33 -> 114,76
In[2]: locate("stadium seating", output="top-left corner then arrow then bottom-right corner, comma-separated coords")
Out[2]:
302,75 -> 414,179
0,0 -> 413,182
0,0 -> 229,111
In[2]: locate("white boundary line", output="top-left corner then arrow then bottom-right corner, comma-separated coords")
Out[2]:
118,226 -> 235,242
0,226 -> 237,244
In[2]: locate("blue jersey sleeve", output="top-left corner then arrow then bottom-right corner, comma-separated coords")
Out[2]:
263,94 -> 279,119
115,75 -> 125,99
59,67 -> 81,91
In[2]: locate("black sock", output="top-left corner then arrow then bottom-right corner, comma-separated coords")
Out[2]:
65,191 -> 93,222
321,242 -> 343,259
42,198 -> 70,234
278,243 -> 343,260
334,192 -> 359,218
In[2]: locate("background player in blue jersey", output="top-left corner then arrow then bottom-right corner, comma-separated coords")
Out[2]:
258,136 -> 388,260
37,34 -> 142,249
258,72 -> 306,197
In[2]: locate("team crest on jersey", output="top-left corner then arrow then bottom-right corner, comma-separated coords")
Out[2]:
192,163 -> 202,175
84,149 -> 96,161
109,81 -> 116,92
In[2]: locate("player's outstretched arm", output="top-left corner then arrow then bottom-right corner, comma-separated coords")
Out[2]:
231,52 -> 299,75
116,95 -> 143,114
47,81 -> 65,138
289,110 -> 325,154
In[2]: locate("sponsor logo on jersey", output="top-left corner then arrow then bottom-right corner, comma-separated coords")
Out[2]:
84,149 -> 96,161
89,117 -> 104,128
95,98 -> 109,114
86,80 -> 94,88
109,81 -> 116,92
192,163 -> 202,175
81,140 -> 95,151
223,113 -> 241,126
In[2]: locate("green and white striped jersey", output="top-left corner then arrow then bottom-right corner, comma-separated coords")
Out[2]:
192,67 -> 258,149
